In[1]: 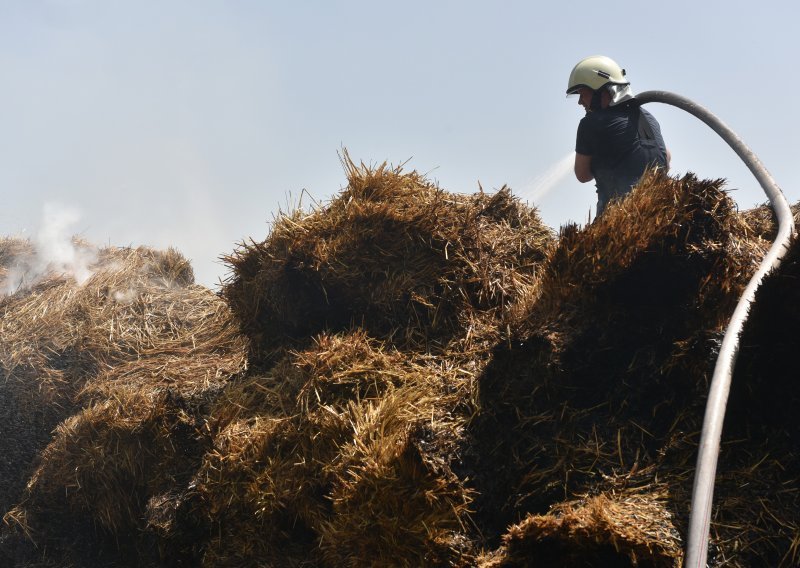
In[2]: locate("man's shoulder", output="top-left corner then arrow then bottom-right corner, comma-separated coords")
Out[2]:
639,106 -> 663,126
578,111 -> 605,131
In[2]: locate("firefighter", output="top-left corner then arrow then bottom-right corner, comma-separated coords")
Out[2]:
567,55 -> 671,215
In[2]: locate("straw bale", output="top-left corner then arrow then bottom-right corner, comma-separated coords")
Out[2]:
465,171 -> 791,565
738,200 -> 800,241
0,243 -> 247,565
317,391 -> 475,566
222,152 -> 554,368
0,245 -> 166,514
698,234 -> 800,566
192,330 -> 479,566
4,385 -> 210,566
0,244 -> 202,407
478,488 -> 682,567
516,171 -> 764,349
731,234 -> 800,436
195,409 -> 351,567
0,237 -> 34,281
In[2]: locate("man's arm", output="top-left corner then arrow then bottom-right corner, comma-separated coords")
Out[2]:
574,152 -> 593,183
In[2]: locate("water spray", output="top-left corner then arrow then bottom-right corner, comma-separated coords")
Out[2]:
517,151 -> 575,204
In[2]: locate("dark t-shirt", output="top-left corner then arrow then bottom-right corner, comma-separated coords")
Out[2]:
575,101 -> 668,213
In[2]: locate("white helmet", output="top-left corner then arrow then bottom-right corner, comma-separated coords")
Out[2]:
566,55 -> 629,95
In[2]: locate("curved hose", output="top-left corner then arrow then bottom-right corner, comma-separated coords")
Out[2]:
635,90 -> 796,568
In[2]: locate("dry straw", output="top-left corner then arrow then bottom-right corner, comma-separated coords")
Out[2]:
195,331 -> 479,566
469,171 -> 798,567
480,488 -> 683,568
1,243 -> 247,565
222,151 -> 554,368
3,161 -> 799,567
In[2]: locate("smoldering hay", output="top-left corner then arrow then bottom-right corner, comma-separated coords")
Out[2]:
0,154 -> 798,567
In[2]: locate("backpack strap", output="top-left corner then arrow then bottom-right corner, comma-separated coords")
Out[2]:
636,106 -> 657,141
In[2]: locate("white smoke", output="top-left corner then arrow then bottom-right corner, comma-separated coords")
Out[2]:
2,203 -> 98,296
516,152 -> 575,204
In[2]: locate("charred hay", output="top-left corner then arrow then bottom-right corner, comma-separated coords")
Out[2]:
469,172 -> 800,567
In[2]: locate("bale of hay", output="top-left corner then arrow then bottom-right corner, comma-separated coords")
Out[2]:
479,488 -> 682,568
193,331 -> 479,567
467,171 -> 791,565
702,232 -> 800,567
738,200 -> 800,241
0,244 -> 200,407
317,387 -> 474,566
731,233 -> 800,435
729,200 -> 800,428
0,243 -> 247,566
0,237 -> 35,284
222,152 -> 554,368
5,161 -> 797,567
515,171 -> 764,353
4,386 -> 211,566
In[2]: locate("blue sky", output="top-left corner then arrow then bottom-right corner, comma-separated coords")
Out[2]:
1,1 -> 797,287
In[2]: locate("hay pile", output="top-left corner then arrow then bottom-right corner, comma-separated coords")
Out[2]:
481,488 -> 683,568
0,242 -> 247,566
193,332 -> 478,566
1,158 -> 553,566
191,156 -> 554,566
2,158 -> 799,567
222,152 -> 554,367
471,171 -> 797,567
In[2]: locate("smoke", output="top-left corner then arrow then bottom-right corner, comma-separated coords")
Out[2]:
2,203 -> 98,295
516,152 -> 575,204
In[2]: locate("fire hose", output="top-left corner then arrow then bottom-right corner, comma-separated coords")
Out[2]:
635,90 -> 796,568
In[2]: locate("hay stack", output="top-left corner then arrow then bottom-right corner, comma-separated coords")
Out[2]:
480,488 -> 682,568
222,153 -> 554,368
0,244 -> 203,405
467,172 -> 797,566
2,159 -> 551,566
3,158 -> 798,567
194,331 -> 478,566
738,200 -> 800,241
0,237 -> 35,282
201,158 -> 553,565
0,243 -> 247,566
5,387 -> 211,565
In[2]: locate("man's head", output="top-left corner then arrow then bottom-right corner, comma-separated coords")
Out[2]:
567,55 -> 633,108
576,86 -> 611,112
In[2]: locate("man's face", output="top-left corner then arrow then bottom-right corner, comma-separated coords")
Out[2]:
577,87 -> 593,111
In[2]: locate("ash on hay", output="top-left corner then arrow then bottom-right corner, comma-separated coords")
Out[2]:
1,157 -> 798,568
